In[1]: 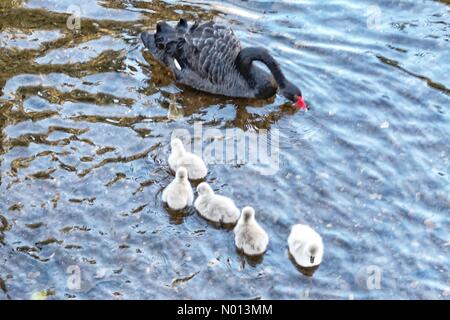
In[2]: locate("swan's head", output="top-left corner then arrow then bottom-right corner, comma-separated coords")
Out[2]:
176,167 -> 188,180
280,81 -> 306,110
307,244 -> 319,264
197,182 -> 213,195
171,138 -> 185,153
241,206 -> 255,222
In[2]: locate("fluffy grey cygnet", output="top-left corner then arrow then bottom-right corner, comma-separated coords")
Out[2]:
233,207 -> 269,256
194,182 -> 239,224
168,138 -> 207,180
162,167 -> 193,210
288,224 -> 324,267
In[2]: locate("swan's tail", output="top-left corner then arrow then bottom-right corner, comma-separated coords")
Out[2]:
142,19 -> 190,63
141,32 -> 156,52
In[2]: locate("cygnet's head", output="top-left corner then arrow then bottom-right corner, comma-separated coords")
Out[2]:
197,182 -> 214,195
241,206 -> 255,223
176,167 -> 188,180
307,244 -> 319,264
171,138 -> 185,153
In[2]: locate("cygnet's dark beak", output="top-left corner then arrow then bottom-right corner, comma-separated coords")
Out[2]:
310,256 -> 315,264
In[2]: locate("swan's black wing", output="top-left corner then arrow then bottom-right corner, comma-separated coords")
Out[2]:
149,20 -> 241,84
180,21 -> 242,84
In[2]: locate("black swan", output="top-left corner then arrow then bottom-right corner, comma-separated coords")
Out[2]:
141,19 -> 306,109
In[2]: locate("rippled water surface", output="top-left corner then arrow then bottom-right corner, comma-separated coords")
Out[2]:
0,0 -> 449,299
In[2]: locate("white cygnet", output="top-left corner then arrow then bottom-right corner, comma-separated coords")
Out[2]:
162,167 -> 193,210
194,182 -> 239,225
288,224 -> 324,267
234,207 -> 269,256
168,138 -> 207,180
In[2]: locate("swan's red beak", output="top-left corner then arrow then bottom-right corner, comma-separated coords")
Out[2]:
296,96 -> 307,110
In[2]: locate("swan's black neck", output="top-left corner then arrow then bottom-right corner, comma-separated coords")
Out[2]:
236,47 -> 287,89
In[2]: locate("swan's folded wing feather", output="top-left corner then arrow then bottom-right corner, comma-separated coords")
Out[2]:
181,22 -> 242,84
